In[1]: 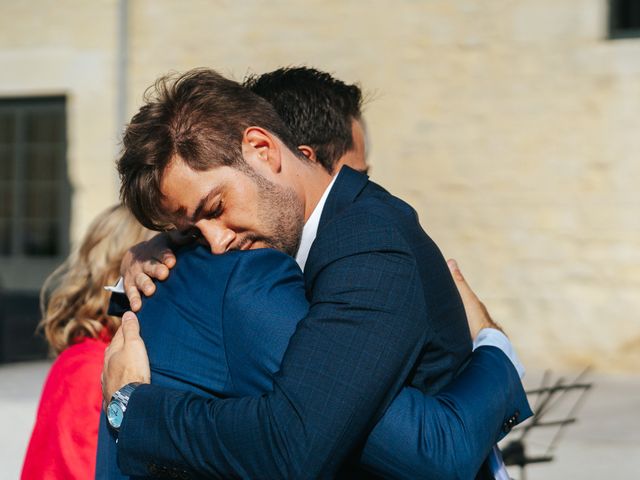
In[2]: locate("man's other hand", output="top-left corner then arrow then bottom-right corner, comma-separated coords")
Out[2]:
447,259 -> 504,340
102,311 -> 151,406
121,232 -> 177,311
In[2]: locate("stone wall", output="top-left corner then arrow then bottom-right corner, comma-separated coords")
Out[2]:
1,0 -> 638,371
0,0 -> 122,242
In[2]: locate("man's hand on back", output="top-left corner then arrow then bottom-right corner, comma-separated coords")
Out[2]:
121,232 -> 179,311
102,311 -> 151,404
447,259 -> 504,340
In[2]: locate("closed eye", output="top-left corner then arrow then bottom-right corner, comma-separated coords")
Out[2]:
206,200 -> 224,219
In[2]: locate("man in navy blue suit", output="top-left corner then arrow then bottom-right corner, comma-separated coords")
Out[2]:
102,68 -> 530,478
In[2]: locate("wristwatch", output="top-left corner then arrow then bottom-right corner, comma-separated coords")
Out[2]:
107,382 -> 142,432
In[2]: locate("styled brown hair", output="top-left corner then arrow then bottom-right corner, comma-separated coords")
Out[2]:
244,67 -> 363,174
118,68 -> 303,231
39,205 -> 152,355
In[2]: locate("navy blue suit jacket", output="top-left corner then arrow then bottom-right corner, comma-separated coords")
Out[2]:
109,168 -> 531,478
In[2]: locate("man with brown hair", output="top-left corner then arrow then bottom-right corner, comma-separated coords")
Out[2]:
102,68 -> 529,478
244,66 -> 368,174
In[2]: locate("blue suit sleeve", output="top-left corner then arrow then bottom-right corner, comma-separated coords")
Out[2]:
116,217 -> 431,479
361,346 -> 533,479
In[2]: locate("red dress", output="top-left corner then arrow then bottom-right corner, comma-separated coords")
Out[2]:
21,334 -> 109,480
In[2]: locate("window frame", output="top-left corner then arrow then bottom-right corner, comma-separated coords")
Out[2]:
609,0 -> 640,39
0,96 -> 71,261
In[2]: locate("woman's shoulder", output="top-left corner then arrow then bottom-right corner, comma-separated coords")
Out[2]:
63,334 -> 109,358
49,335 -> 109,383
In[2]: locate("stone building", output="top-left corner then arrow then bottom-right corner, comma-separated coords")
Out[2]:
0,0 -> 638,371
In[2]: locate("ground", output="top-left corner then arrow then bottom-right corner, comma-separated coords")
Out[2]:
2,361 -> 639,479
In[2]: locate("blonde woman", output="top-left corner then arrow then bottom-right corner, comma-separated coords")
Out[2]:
21,205 -> 151,480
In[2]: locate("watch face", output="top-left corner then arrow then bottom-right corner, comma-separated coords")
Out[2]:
107,401 -> 124,429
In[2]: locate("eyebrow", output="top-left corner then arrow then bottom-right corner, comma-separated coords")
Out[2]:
171,185 -> 223,228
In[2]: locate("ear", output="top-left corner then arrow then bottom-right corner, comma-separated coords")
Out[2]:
242,127 -> 281,174
298,145 -> 317,162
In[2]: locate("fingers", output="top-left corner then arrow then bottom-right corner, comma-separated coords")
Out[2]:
124,271 -> 154,312
125,282 -> 142,312
447,258 -> 504,337
101,311 -> 149,404
447,258 -> 464,282
135,272 -> 156,296
121,311 -> 141,341
447,258 -> 478,303
119,235 -> 177,313
143,261 -> 170,282
160,249 -> 176,269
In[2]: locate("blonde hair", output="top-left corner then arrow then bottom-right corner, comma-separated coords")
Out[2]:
39,204 -> 152,355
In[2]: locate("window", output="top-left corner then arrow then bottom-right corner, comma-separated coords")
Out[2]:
610,0 -> 640,38
0,97 -> 70,259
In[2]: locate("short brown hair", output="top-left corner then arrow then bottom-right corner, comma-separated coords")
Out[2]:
244,67 -> 363,173
118,68 -> 301,230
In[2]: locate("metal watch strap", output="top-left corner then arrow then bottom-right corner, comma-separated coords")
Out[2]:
109,382 -> 142,432
113,382 -> 142,407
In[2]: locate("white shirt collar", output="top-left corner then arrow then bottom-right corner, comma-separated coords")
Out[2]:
295,174 -> 338,271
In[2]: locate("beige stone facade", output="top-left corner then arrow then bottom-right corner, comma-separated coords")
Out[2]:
1,0 -> 638,372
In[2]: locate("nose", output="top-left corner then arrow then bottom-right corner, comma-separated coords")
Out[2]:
195,219 -> 236,254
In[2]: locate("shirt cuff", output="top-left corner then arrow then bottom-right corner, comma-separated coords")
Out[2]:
473,329 -> 525,379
